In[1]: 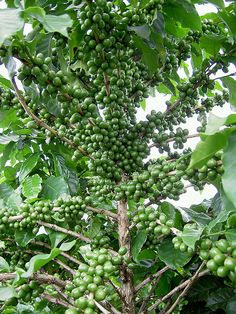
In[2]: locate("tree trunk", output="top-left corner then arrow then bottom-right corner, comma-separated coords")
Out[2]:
117,200 -> 135,314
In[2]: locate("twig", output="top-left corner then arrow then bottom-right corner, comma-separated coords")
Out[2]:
138,268 -> 166,314
94,301 -> 110,314
149,133 -> 200,149
213,72 -> 236,80
165,262 -> 206,314
147,270 -> 209,312
87,206 -> 118,220
135,266 -> 169,293
0,272 -> 67,288
53,284 -> 75,306
42,293 -> 72,308
55,258 -> 76,275
99,301 -> 122,314
38,221 -> 91,243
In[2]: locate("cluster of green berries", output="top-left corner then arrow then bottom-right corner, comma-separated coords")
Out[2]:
200,238 -> 236,284
66,248 -> 122,313
18,281 -> 43,302
0,196 -> 88,234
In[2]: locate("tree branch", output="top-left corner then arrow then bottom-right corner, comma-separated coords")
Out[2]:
135,266 -> 169,293
87,206 -> 118,220
42,293 -> 73,308
165,262 -> 206,314
38,221 -> 91,243
147,270 -> 209,312
0,272 -> 67,288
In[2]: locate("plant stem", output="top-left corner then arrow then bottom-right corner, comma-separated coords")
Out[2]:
0,272 -> 67,288
117,200 -> 135,314
165,262 -> 206,314
87,205 -> 118,220
42,293 -> 73,308
135,266 -> 169,293
147,270 -> 209,312
38,221 -> 91,243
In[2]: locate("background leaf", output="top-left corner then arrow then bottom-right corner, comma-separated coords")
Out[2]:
21,174 -> 42,199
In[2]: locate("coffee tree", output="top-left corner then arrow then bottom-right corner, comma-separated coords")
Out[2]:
0,0 -> 236,313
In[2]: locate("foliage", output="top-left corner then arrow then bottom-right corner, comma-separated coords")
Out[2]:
0,0 -> 235,313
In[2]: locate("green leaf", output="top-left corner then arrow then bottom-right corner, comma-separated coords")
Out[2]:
225,229 -> 236,242
88,217 -> 101,238
23,6 -> 45,22
132,231 -> 147,262
4,166 -> 17,181
160,202 -> 183,229
0,134 -> 21,145
206,287 -> 234,311
189,132 -> 229,169
222,133 -> 236,209
59,240 -> 76,251
15,229 -> 35,247
158,238 -> 191,269
0,75 -> 12,90
207,210 -> 232,233
21,248 -> 60,278
129,25 -> 150,41
181,225 -> 204,249
41,14 -> 73,37
221,77 -> 236,108
0,109 -> 18,129
219,10 -> 236,36
0,183 -> 22,210
208,0 -> 224,9
19,153 -> 39,182
21,174 -> 42,199
41,176 -> 70,200
137,249 -> 156,263
49,230 -> 66,248
200,35 -> 225,56
164,0 -> 201,30
69,25 -> 85,60
226,296 -> 236,314
0,8 -> 24,44
133,36 -> 159,73
0,287 -> 16,301
179,206 -> 211,226
0,257 -> 10,273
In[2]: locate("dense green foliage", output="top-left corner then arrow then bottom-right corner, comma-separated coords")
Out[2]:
0,0 -> 235,313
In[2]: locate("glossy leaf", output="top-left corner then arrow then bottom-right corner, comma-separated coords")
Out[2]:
0,8 -> 24,44
19,154 -> 39,182
21,248 -> 60,278
222,133 -> 236,208
221,77 -> 236,108
181,225 -> 204,249
189,131 -> 230,169
0,287 -> 16,301
158,238 -> 191,269
15,229 -> 35,247
59,240 -> 76,251
21,174 -> 42,199
41,176 -> 70,200
0,257 -> 10,273
132,231 -> 147,261
42,14 -> 73,37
